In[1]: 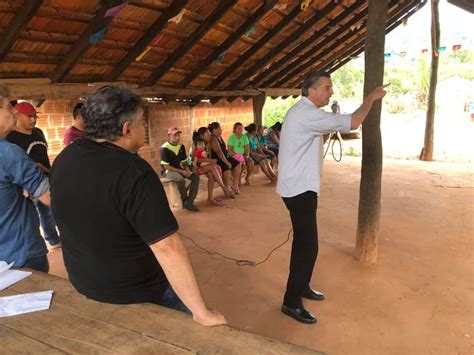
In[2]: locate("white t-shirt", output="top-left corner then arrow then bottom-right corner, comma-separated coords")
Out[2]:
276,96 -> 352,198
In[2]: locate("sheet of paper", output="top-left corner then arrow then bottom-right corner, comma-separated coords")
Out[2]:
0,261 -> 15,274
0,290 -> 54,317
0,261 -> 32,290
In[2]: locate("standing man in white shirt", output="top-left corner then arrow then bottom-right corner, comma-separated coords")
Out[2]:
277,71 -> 388,324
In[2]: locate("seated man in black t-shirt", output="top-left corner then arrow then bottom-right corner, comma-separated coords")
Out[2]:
49,86 -> 226,327
160,127 -> 200,212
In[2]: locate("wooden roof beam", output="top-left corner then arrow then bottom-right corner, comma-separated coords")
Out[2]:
104,0 -> 189,82
249,0 -> 365,87
48,0 -> 125,83
286,0 -> 421,88
328,4 -> 422,75
262,4 -> 376,89
223,0 -> 341,91
176,0 -> 278,89
1,82 -> 284,100
142,0 -> 237,87
191,3 -> 303,104
0,0 -> 44,63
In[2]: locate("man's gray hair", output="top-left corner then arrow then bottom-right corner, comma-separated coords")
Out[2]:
82,86 -> 145,141
301,71 -> 331,97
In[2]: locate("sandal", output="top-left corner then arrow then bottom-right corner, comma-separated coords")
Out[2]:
208,199 -> 225,207
231,186 -> 241,194
225,189 -> 236,198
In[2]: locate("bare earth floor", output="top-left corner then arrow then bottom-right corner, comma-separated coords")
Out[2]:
48,157 -> 474,355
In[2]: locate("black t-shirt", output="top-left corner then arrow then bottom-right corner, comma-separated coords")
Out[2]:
49,139 -> 178,304
6,128 -> 51,169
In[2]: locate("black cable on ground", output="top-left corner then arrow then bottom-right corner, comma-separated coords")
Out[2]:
323,131 -> 343,162
178,228 -> 292,267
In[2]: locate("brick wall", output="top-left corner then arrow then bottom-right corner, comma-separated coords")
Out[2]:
35,98 -> 254,172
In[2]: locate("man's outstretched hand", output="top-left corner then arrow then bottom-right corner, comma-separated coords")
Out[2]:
368,83 -> 390,102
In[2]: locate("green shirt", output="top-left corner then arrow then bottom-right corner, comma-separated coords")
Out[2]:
227,133 -> 249,154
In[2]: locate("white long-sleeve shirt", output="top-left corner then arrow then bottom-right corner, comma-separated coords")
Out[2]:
276,96 -> 352,198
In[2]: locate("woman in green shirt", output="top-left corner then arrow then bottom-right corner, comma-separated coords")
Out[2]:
227,122 -> 252,188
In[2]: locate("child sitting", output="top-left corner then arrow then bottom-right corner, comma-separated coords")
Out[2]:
193,139 -> 235,206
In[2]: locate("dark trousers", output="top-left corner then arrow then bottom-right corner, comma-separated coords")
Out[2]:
282,191 -> 318,308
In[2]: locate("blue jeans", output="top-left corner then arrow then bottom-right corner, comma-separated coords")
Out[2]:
156,285 -> 191,314
33,199 -> 60,246
24,255 -> 49,273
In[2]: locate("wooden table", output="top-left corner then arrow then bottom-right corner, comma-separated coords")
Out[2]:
0,272 -> 321,354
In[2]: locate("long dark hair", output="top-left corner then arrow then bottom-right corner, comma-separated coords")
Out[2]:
271,122 -> 282,132
245,123 -> 257,134
192,126 -> 208,143
208,122 -> 220,134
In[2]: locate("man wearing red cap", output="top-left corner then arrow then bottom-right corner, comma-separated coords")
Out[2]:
160,126 -> 200,212
0,96 -> 51,272
6,102 -> 61,249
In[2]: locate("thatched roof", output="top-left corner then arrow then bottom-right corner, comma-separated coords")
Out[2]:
0,0 -> 425,102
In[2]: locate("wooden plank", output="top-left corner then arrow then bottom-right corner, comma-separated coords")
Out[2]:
249,0 -> 365,87
0,0 -> 44,62
0,326 -> 64,354
176,0 -> 278,89
5,272 -> 321,354
223,0 -> 340,91
143,0 -> 237,87
104,0 -> 190,82
3,83 -> 266,100
0,288 -> 191,354
48,0 -> 125,83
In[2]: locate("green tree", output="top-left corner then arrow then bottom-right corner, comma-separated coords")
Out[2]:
263,96 -> 299,126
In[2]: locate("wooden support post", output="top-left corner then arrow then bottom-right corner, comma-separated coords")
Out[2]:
355,0 -> 388,264
252,92 -> 266,126
420,0 -> 440,161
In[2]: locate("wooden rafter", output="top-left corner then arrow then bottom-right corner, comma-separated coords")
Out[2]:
249,0 -> 365,87
286,0 -> 419,88
223,0 -> 340,91
142,0 -> 237,87
0,0 -> 44,63
175,0 -> 278,89
104,0 -> 189,82
48,0 -> 125,83
265,6 -> 374,88
328,2 -> 423,75
190,2 -> 303,104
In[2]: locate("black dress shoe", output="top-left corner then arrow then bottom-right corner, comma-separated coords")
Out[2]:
302,288 -> 325,301
281,305 -> 317,324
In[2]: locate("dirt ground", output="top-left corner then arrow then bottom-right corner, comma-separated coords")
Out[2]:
47,157 -> 473,355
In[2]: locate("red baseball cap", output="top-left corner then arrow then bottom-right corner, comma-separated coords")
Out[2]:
167,126 -> 182,135
14,102 -> 38,117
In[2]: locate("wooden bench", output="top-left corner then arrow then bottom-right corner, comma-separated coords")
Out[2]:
160,177 -> 182,208
1,271 -> 321,354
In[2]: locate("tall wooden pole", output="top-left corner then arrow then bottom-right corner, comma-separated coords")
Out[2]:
355,0 -> 388,263
420,0 -> 440,161
252,93 -> 266,126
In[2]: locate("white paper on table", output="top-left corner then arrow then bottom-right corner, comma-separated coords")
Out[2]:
0,290 -> 54,317
0,261 -> 32,291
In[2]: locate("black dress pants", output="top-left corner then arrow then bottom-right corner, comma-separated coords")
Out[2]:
282,191 -> 318,308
